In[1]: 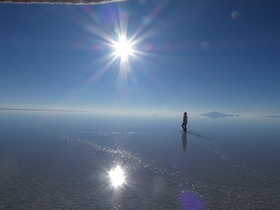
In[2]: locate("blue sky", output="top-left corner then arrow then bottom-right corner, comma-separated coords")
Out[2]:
0,0 -> 280,117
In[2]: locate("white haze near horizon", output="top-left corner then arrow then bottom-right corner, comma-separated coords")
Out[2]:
1,111 -> 279,139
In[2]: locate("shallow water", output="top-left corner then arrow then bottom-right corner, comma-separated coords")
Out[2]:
0,112 -> 280,209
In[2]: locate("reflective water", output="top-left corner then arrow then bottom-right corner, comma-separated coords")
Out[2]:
0,111 -> 280,209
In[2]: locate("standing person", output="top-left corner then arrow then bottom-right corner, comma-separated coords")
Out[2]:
182,112 -> 188,132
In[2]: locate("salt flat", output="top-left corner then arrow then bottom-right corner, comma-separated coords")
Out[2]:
0,112 -> 279,209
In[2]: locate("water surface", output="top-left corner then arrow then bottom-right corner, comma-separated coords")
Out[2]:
0,111 -> 279,209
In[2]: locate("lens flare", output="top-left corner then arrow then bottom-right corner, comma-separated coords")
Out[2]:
231,11 -> 240,20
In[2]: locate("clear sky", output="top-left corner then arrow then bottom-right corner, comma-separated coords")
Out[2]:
0,0 -> 280,117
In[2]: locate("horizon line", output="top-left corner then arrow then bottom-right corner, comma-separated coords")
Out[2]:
0,107 -> 89,113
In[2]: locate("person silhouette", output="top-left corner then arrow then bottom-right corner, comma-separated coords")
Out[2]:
181,112 -> 188,132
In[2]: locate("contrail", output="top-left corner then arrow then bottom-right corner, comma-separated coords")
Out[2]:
0,0 -> 125,4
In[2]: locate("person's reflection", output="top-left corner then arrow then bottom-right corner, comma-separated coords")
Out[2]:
182,132 -> 187,152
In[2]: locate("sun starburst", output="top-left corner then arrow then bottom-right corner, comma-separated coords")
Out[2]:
113,36 -> 134,60
62,3 -> 167,101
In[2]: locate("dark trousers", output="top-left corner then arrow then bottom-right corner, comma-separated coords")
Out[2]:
182,123 -> 187,131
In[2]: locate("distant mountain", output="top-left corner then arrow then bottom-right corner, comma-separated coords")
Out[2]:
200,111 -> 238,119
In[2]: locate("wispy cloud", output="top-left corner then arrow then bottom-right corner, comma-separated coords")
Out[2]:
0,0 -> 125,5
200,111 -> 239,119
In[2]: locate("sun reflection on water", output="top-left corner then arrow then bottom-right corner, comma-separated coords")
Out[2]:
109,165 -> 126,188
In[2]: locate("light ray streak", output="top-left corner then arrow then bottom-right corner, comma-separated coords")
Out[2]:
86,54 -> 118,84
134,1 -> 174,43
62,52 -> 117,103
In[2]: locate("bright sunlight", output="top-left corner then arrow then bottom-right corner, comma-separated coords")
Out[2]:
113,36 -> 134,60
109,166 -> 125,187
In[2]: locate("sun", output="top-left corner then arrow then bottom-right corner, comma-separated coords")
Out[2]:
109,166 -> 125,187
113,36 -> 134,60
